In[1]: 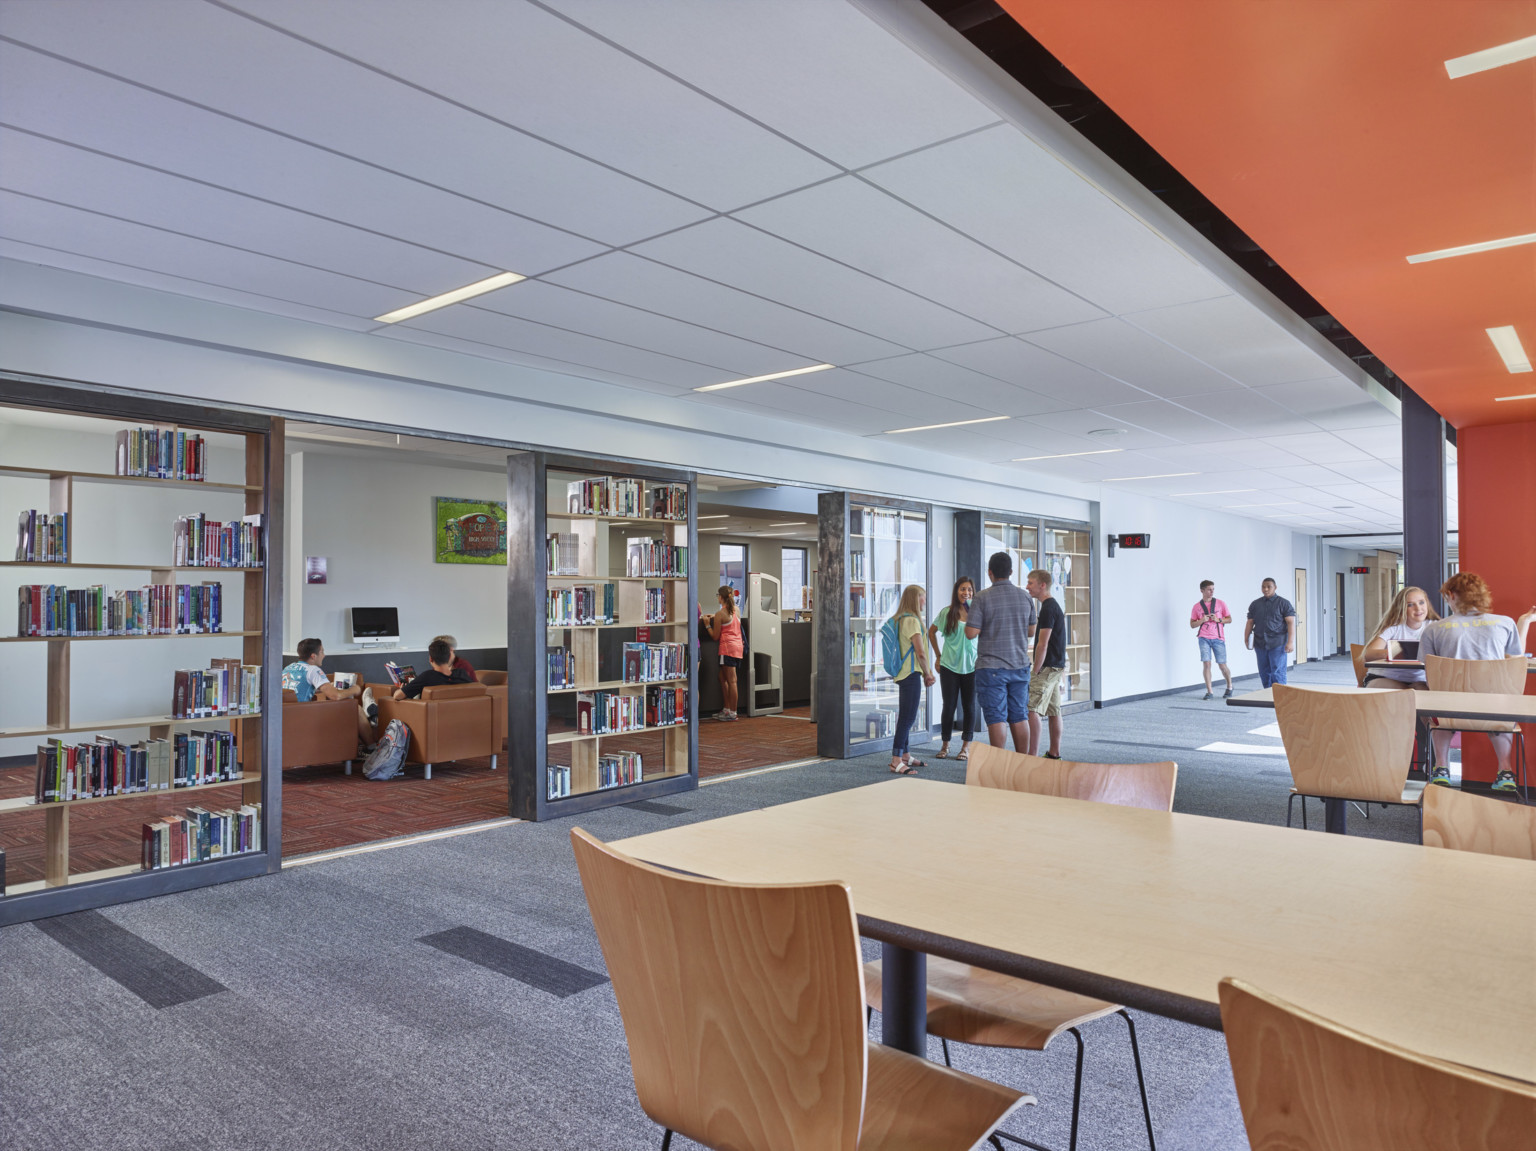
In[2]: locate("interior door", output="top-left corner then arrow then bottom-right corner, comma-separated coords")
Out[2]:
1294,567 -> 1308,663
1336,572 -> 1346,655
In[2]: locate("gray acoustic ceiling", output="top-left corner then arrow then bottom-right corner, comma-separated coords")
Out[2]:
0,0 -> 1409,532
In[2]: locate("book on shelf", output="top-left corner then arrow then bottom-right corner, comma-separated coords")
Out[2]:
383,661 -> 415,685
546,531 -> 580,576
576,690 -> 646,734
32,728 -> 239,803
142,802 -> 261,870
14,510 -> 68,563
597,751 -> 642,790
644,685 -> 687,727
622,641 -> 686,684
546,582 -> 615,626
173,513 -> 263,568
644,586 -> 667,623
547,647 -> 574,689
849,551 -> 866,581
649,483 -> 688,521
625,538 -> 687,578
849,589 -> 867,618
172,661 -> 261,719
16,581 -> 223,637
547,764 -> 571,800
116,427 -> 207,482
566,476 -> 645,518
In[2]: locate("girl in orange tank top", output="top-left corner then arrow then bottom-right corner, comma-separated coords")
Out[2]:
705,585 -> 743,720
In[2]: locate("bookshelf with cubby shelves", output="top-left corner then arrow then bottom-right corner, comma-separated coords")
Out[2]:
509,453 -> 697,819
0,379 -> 282,926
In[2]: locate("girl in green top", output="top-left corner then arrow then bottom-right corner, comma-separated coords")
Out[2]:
889,584 -> 935,775
929,577 -> 978,761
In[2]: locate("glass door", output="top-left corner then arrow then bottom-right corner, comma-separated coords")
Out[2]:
848,503 -> 928,748
1041,524 -> 1092,705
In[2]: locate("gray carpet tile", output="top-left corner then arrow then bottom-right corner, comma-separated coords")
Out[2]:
2,657 -> 1402,1150
419,926 -> 608,997
33,909 -> 227,1009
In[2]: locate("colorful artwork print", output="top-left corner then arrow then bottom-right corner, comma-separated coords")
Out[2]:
434,497 -> 507,565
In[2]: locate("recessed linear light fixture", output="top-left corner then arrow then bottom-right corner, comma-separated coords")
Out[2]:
1012,448 -> 1124,462
373,271 -> 525,323
1223,501 -> 1300,509
883,416 -> 1009,435
696,514 -> 731,520
1445,33 -> 1536,78
1406,232 -> 1536,263
1495,392 -> 1536,402
769,522 -> 808,527
1102,472 -> 1198,482
1171,488 -> 1255,496
695,364 -> 833,392
1487,326 -> 1533,373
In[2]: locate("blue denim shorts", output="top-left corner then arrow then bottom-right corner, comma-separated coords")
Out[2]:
975,666 -> 1030,726
1198,637 -> 1227,663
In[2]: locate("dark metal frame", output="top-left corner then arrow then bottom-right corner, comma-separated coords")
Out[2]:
508,451 -> 698,821
0,372 -> 283,926
816,492 -> 934,760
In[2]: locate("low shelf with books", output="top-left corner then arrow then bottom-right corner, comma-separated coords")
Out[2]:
0,385 -> 281,925
510,453 -> 697,820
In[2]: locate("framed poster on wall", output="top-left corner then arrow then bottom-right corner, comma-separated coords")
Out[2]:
434,497 -> 507,565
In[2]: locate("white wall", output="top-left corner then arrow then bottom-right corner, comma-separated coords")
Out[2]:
286,450 -> 507,654
1096,490 -> 1310,701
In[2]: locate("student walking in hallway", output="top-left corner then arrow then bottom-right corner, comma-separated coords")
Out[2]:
1026,567 -> 1066,758
966,551 -> 1037,751
929,577 -> 977,761
1244,577 -> 1295,688
1190,580 -> 1233,699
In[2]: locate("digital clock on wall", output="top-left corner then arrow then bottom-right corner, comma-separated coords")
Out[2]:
1107,532 -> 1151,556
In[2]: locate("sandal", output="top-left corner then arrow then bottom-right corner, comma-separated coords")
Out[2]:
889,762 -> 918,775
956,749 -> 968,762
935,743 -> 950,759
904,757 -> 927,768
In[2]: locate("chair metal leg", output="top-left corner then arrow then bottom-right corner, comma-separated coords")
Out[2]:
1286,792 -> 1295,828
941,1037 -> 952,1067
1066,1027 -> 1085,1151
490,754 -> 498,771
344,760 -> 352,776
1119,1010 -> 1156,1151
1300,795 -> 1308,830
1351,800 -> 1369,820
424,762 -> 432,779
660,1129 -> 673,1151
866,1005 -> 872,1028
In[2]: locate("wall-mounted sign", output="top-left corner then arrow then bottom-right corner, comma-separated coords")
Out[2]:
305,556 -> 327,584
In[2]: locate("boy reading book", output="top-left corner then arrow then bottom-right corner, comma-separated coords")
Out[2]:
281,638 -> 377,750
393,639 -> 470,700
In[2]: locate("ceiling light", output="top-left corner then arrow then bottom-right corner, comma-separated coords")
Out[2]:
696,514 -> 730,520
882,416 -> 1009,434
695,364 -> 833,392
1406,232 -> 1536,263
1223,501 -> 1300,509
1445,33 -> 1536,78
1486,326 -> 1533,373
373,272 -> 525,323
769,522 -> 808,527
1087,427 -> 1128,438
699,526 -> 731,532
1012,449 -> 1124,462
1102,472 -> 1199,482
1171,488 -> 1255,496
1494,392 -> 1536,402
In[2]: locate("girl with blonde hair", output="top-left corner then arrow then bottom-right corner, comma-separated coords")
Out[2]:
1362,586 -> 1439,689
888,583 -> 935,774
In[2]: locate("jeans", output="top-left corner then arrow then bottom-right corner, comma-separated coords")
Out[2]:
975,665 -> 1031,727
892,673 -> 923,758
1255,644 -> 1288,687
938,666 -> 976,745
1198,637 -> 1228,663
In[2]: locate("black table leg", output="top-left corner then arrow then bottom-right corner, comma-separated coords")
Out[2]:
881,942 -> 927,1055
1324,797 -> 1348,834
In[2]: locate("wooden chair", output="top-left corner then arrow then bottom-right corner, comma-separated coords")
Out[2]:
1272,684 -> 1423,835
1349,643 -> 1368,687
1422,785 -> 1536,860
1219,977 -> 1536,1150
1424,654 -> 1529,800
570,828 -> 1032,1151
864,743 -> 1172,1151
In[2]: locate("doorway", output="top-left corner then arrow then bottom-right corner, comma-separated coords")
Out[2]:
1335,572 -> 1347,655
1294,568 -> 1308,663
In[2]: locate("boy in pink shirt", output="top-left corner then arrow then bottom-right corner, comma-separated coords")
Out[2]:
1190,580 -> 1233,699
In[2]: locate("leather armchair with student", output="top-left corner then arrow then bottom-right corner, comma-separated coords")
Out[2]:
371,682 -> 499,779
281,689 -> 362,774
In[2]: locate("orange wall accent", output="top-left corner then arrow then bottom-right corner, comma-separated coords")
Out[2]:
1456,421 -> 1536,783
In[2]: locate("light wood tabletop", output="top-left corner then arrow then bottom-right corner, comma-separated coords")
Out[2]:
611,777 -> 1536,1084
1365,658 -> 1536,673
1229,684 -> 1536,723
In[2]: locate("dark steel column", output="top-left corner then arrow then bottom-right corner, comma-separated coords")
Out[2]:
953,510 -> 983,587
880,943 -> 928,1055
1401,386 -> 1448,614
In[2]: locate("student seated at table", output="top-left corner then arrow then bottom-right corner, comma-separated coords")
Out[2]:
393,639 -> 472,700
1362,586 -> 1439,689
1420,573 -> 1534,792
282,637 -> 378,750
433,634 -> 478,681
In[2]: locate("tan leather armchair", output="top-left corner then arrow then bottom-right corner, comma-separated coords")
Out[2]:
282,689 -> 361,774
476,672 -> 508,750
372,682 -> 499,779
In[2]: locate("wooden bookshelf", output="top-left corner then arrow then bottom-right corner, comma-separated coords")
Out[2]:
508,452 -> 698,820
0,384 -> 282,925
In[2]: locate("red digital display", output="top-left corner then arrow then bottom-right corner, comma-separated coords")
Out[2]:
1116,533 -> 1151,548
1350,566 -> 1370,574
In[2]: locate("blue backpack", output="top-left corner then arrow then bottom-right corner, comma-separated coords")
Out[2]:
880,613 -> 917,679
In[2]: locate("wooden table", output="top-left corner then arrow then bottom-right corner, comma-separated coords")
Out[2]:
1364,658 -> 1536,673
1228,685 -> 1536,832
611,778 -> 1536,1083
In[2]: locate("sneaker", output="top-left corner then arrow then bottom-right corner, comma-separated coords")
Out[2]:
1429,766 -> 1453,787
361,686 -> 379,723
1223,687 -> 1234,698
1492,770 -> 1519,793
1203,691 -> 1213,700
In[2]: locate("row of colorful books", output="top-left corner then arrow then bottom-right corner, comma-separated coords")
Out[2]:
547,582 -> 616,626
625,538 -> 688,578
173,513 -> 263,568
14,510 -> 68,563
547,763 -> 572,800
16,581 -> 225,637
546,531 -> 581,576
142,803 -> 261,871
171,661 -> 261,719
645,685 -> 687,728
622,641 -> 687,684
564,476 -> 688,521
644,587 -> 667,623
576,690 -> 647,734
33,729 -> 243,804
547,647 -> 575,689
116,427 -> 208,482
596,751 -> 643,790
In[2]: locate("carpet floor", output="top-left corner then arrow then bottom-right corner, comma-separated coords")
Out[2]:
2,658 -> 1433,1150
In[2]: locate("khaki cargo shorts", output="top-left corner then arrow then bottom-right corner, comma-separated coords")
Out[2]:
1028,666 -> 1065,716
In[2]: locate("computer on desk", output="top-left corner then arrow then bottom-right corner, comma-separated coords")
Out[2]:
350,606 -> 400,646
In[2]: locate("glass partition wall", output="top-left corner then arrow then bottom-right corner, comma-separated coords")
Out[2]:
982,516 -> 1094,708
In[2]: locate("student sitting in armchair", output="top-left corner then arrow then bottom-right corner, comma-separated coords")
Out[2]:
433,634 -> 478,681
393,639 -> 472,700
281,637 -> 378,749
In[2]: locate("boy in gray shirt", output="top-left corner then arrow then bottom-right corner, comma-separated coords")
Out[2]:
965,551 -> 1037,751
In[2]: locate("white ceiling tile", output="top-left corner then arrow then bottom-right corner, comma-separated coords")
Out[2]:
631,217 -> 997,350
1252,376 -> 1373,414
0,44 -> 605,272
545,251 -> 905,365
700,382 -> 893,436
1021,316 -> 1242,398
1091,399 -> 1235,444
1125,296 -> 1341,386
1325,459 -> 1403,485
1164,389 -> 1315,436
736,178 -> 1103,334
220,0 -> 838,210
1023,409 -> 1176,450
1262,432 -> 1373,465
1305,402 -> 1402,432
848,354 -> 1072,417
0,7 -> 707,245
1195,439 -> 1310,469
1265,464 -> 1359,487
931,337 -> 1148,408
862,125 -> 1231,314
788,369 -> 1002,424
542,0 -> 999,169
1332,425 -> 1402,459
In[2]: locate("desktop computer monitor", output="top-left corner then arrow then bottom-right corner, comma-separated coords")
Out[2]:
350,606 -> 400,645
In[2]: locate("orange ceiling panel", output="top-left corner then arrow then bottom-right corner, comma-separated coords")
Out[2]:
1000,0 -> 1535,428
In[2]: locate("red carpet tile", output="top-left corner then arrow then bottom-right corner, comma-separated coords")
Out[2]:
699,713 -> 817,777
